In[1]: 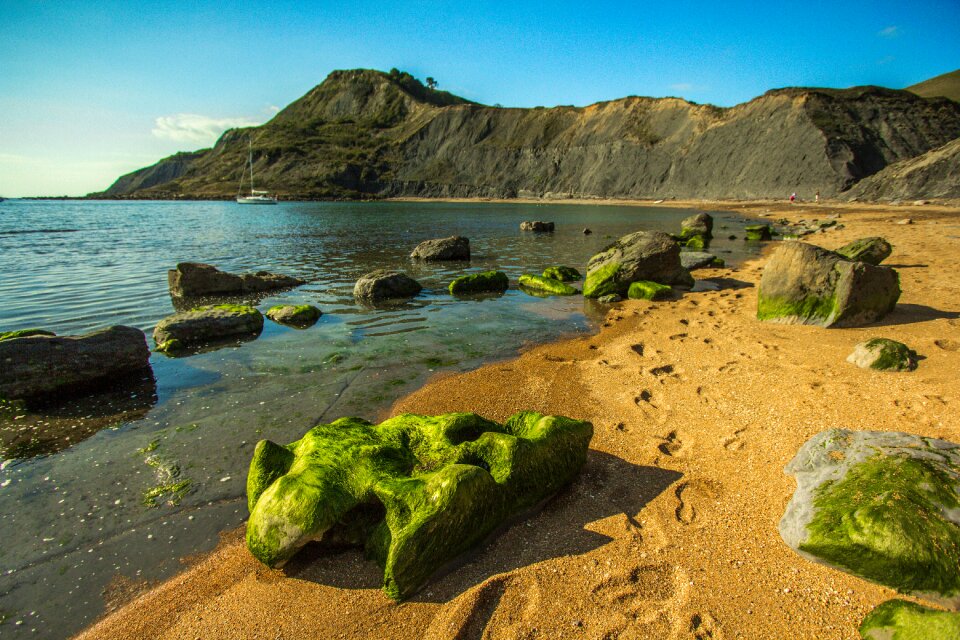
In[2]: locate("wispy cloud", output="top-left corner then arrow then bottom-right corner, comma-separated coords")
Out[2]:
151,113 -> 264,144
878,25 -> 899,38
670,83 -> 694,92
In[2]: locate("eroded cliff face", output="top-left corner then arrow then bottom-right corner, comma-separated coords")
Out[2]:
93,69 -> 960,201
847,137 -> 960,201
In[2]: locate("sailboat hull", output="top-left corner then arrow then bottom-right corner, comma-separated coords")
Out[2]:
236,196 -> 278,204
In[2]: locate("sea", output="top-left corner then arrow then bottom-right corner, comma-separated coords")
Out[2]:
0,199 -> 765,638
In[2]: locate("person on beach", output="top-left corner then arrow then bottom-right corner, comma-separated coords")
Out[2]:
790,192 -> 796,203
815,190 -> 820,203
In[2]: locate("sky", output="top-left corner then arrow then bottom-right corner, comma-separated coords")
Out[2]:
1,0 -> 958,197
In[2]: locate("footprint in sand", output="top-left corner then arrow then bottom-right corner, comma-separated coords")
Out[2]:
935,339 -> 960,351
631,343 -> 645,356
722,429 -> 746,451
690,612 -> 725,639
591,562 -> 692,637
657,430 -> 682,456
674,479 -> 721,526
669,333 -> 688,341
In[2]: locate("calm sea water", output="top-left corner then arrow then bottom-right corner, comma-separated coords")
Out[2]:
0,200 -> 763,638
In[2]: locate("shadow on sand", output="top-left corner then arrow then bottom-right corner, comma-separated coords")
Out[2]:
869,303 -> 960,327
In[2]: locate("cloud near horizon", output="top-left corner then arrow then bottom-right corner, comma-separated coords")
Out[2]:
152,113 -> 265,144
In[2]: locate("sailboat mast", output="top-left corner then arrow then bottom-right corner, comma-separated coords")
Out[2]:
248,139 -> 255,193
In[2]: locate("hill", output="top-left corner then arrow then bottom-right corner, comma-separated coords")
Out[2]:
907,69 -> 960,102
847,136 -> 960,201
94,69 -> 960,201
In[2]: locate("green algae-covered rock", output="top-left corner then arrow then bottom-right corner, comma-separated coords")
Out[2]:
679,213 -> 713,240
265,304 -> 322,327
448,270 -> 509,295
780,429 -> 960,608
542,266 -> 581,282
596,294 -> 623,303
860,599 -> 960,639
627,281 -> 673,301
683,235 -> 707,250
745,224 -> 773,241
518,274 -> 578,296
836,237 -> 893,266
583,230 -> 693,298
153,304 -> 264,353
0,329 -> 56,342
847,338 -> 918,372
246,411 -> 593,600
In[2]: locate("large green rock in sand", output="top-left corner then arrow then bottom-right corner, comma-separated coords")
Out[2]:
836,237 -> 893,266
583,230 -> 693,298
780,429 -> 960,609
628,280 -> 673,301
246,411 -> 593,600
860,599 -> 960,639
847,338 -> 918,372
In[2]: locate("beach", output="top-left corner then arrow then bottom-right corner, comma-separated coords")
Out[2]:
76,201 -> 960,639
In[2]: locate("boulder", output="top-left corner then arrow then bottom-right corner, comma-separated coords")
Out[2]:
627,281 -> 673,301
757,242 -> 900,327
153,304 -> 264,353
0,326 -> 150,401
847,338 -> 918,371
582,228 -> 592,235
520,221 -> 554,232
167,262 -> 304,297
246,411 -> 593,600
542,266 -> 581,282
448,270 -> 509,295
835,237 -> 893,266
583,230 -> 693,298
679,212 -> 713,239
683,235 -> 708,250
679,251 -> 720,271
780,429 -> 960,608
744,224 -> 773,241
265,304 -> 322,327
859,600 -> 960,639
518,274 -> 578,296
410,236 -> 470,261
354,270 -> 423,301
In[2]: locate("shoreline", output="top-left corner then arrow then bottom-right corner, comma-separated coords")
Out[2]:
77,201 -> 960,639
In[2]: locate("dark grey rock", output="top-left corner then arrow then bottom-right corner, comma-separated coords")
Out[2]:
354,270 -> 423,301
680,251 -> 719,270
410,236 -> 470,261
520,221 -> 555,232
153,305 -> 264,353
168,262 -> 304,297
680,213 -> 713,239
583,230 -> 693,298
835,237 -> 893,266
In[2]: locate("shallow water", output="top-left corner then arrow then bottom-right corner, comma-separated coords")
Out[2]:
0,200 -> 764,637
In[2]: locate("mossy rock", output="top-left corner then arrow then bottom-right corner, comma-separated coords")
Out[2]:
246,411 -> 593,600
542,266 -> 581,282
0,329 -> 56,342
153,304 -> 264,352
683,235 -> 708,250
744,224 -> 773,241
780,429 -> 960,608
596,294 -> 623,303
449,270 -> 509,295
679,213 -> 713,240
518,274 -> 578,296
836,237 -> 893,266
859,599 -> 960,639
265,304 -> 322,327
583,230 -> 691,298
847,338 -> 918,372
627,281 -> 673,301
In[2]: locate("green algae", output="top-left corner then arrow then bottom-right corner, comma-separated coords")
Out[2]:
0,329 -> 56,342
683,235 -> 707,250
860,599 -> 960,640
757,292 -> 838,324
745,225 -> 773,241
837,237 -> 893,266
448,270 -> 509,295
189,303 -> 260,315
542,266 -> 581,282
711,257 -> 726,267
142,480 -> 192,508
246,411 -> 593,600
627,281 -> 673,301
154,339 -> 183,354
517,274 -> 578,296
583,262 -> 621,298
862,338 -> 918,371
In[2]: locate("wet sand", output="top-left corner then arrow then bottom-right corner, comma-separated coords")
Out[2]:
77,201 -> 960,639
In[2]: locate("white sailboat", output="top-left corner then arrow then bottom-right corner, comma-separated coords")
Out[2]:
236,140 -> 278,204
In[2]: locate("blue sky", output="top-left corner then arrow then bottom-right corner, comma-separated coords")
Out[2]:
1,0 -> 957,196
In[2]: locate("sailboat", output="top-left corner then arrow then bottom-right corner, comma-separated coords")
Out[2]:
236,140 -> 278,204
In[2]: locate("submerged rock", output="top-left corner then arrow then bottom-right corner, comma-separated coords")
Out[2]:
448,270 -> 509,295
859,599 -> 960,639
583,230 -> 693,298
518,274 -> 578,296
627,281 -> 673,301
354,270 -> 423,301
542,265 -> 582,282
757,242 -> 900,327
246,411 -> 593,600
744,224 -> 773,241
265,304 -> 322,327
167,262 -> 304,297
596,294 -> 623,303
835,237 -> 893,266
847,338 -> 918,371
679,251 -> 720,271
520,221 -> 554,232
153,304 -> 264,353
780,429 -> 960,608
0,326 -> 151,401
410,236 -> 470,261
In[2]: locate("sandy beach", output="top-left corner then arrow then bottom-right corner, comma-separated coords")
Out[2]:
77,201 -> 960,639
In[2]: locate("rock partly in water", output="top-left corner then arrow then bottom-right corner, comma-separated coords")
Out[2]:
0,326 -> 151,401
153,305 -> 264,353
520,221 -> 554,232
596,294 -> 623,303
679,212 -> 713,240
448,270 -> 509,295
354,270 -> 423,302
0,329 -> 56,342
582,228 -> 592,235
835,237 -> 893,266
167,262 -> 304,297
583,230 -> 693,298
542,266 -> 582,282
246,411 -> 593,600
780,429 -> 960,608
410,236 -> 470,261
265,304 -> 322,327
859,599 -> 960,640
745,224 -> 773,241
627,281 -> 673,301
679,251 -> 721,271
518,274 -> 578,296
847,338 -> 918,371
682,235 -> 708,250
757,242 -> 900,327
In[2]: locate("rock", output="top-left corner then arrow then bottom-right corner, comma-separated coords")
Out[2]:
167,262 -> 304,297
448,270 -> 509,295
780,429 -> 960,608
847,338 -> 918,371
0,329 -> 56,342
153,304 -> 264,353
897,218 -> 913,225
520,221 -> 554,232
627,281 -> 673,300
518,274 -> 578,296
542,266 -> 581,282
680,251 -> 720,270
246,411 -> 593,600
596,294 -> 623,303
679,212 -> 713,239
744,224 -> 773,241
0,326 -> 151,401
265,304 -> 322,327
859,599 -> 960,639
835,237 -> 893,265
354,270 -> 423,302
757,242 -> 900,327
728,234 -> 737,240
410,236 -> 470,261
582,228 -> 592,235
913,200 -> 929,206
583,230 -> 693,298
683,235 -> 708,250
